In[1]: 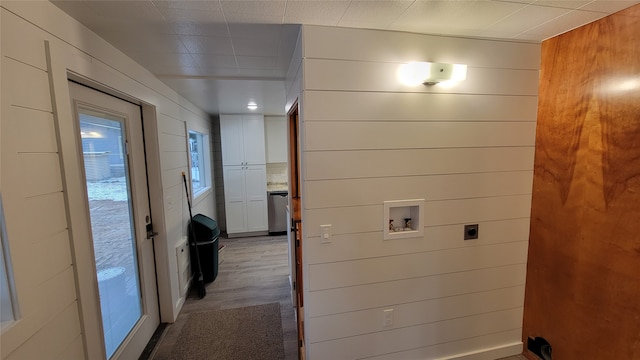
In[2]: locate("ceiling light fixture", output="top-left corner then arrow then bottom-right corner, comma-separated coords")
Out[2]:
398,62 -> 467,86
247,102 -> 258,110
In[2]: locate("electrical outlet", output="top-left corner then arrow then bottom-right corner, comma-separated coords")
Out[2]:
383,308 -> 394,327
464,224 -> 479,240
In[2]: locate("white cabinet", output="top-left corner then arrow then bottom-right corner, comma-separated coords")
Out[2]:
223,165 -> 268,234
220,114 -> 266,166
265,116 -> 287,163
220,114 -> 268,235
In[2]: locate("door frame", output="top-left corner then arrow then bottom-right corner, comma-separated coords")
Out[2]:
287,101 -> 305,359
45,42 -> 168,359
68,80 -> 159,359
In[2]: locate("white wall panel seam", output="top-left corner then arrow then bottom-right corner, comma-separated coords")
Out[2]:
426,193 -> 532,203
353,329 -> 523,360
303,90 -> 538,97
304,170 -> 533,179
300,89 -> 538,96
34,263 -> 73,288
308,284 -> 525,318
304,145 -> 536,152
9,104 -> 52,114
307,261 -> 528,293
16,151 -> 59,155
306,239 -> 531,265
306,309 -> 524,359
304,194 -> 531,211
4,54 -> 46,72
304,119 -> 537,123
305,173 -> 534,181
309,311 -> 524,345
309,312 -> 523,345
156,112 -> 184,122
306,264 -> 527,317
307,239 -> 529,265
23,190 -> 64,201
305,195 -> 533,210
305,220 -> 530,237
304,56 -> 539,72
304,169 -> 534,181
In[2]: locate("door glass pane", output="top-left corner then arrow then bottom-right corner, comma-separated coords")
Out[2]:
79,111 -> 142,359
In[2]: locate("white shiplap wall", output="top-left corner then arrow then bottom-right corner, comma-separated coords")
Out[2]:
0,2 -> 214,359
300,25 -> 539,360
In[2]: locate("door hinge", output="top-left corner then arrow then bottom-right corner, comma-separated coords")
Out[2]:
146,223 -> 158,239
295,239 -> 300,247
293,281 -> 296,290
299,340 -> 303,348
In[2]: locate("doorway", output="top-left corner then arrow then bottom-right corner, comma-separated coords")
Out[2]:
68,82 -> 159,359
287,102 -> 304,359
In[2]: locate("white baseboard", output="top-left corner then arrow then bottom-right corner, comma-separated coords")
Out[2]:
441,342 -> 523,360
172,296 -> 186,323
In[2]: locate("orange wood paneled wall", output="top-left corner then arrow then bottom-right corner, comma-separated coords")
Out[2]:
523,5 -> 640,359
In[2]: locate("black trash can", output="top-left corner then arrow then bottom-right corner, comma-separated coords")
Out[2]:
189,214 -> 220,283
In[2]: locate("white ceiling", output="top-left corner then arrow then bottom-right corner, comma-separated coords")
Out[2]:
52,0 -> 640,115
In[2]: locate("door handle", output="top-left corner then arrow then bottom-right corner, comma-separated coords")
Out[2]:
146,223 -> 158,239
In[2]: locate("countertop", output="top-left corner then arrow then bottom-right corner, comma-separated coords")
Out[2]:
267,182 -> 289,192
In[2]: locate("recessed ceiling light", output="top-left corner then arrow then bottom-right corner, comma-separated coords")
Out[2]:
247,102 -> 258,110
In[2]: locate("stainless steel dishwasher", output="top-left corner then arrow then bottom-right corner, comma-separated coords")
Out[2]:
268,191 -> 288,235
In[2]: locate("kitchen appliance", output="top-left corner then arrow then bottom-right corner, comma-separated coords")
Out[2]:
268,190 -> 288,235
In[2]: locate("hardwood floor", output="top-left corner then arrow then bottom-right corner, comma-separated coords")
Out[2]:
150,234 -> 297,360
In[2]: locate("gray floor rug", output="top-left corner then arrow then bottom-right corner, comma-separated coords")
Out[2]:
170,303 -> 285,360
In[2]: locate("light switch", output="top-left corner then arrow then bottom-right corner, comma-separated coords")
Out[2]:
320,224 -> 331,243
383,308 -> 394,327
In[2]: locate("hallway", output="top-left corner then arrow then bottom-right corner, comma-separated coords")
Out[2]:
149,235 -> 297,359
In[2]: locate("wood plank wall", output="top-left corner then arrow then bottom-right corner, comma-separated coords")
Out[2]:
0,2 -> 214,358
300,25 -> 540,359
523,5 -> 640,360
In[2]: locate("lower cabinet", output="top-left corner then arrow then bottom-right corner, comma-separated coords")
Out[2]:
223,164 -> 268,235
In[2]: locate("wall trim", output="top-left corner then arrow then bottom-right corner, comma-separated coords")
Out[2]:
445,342 -> 523,360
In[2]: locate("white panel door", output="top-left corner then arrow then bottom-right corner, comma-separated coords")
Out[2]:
220,115 -> 244,166
245,165 -> 267,200
223,166 -> 245,202
69,82 -> 159,360
223,166 -> 247,233
244,165 -> 268,231
246,199 -> 268,232
242,115 -> 266,165
225,202 -> 247,234
265,116 -> 288,163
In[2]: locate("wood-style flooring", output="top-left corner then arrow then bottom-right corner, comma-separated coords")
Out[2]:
150,234 -> 297,360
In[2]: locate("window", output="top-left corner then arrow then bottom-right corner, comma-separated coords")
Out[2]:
1,194 -> 18,328
188,130 -> 211,198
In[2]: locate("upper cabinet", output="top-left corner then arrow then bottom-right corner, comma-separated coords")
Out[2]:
220,114 -> 266,166
265,116 -> 287,163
